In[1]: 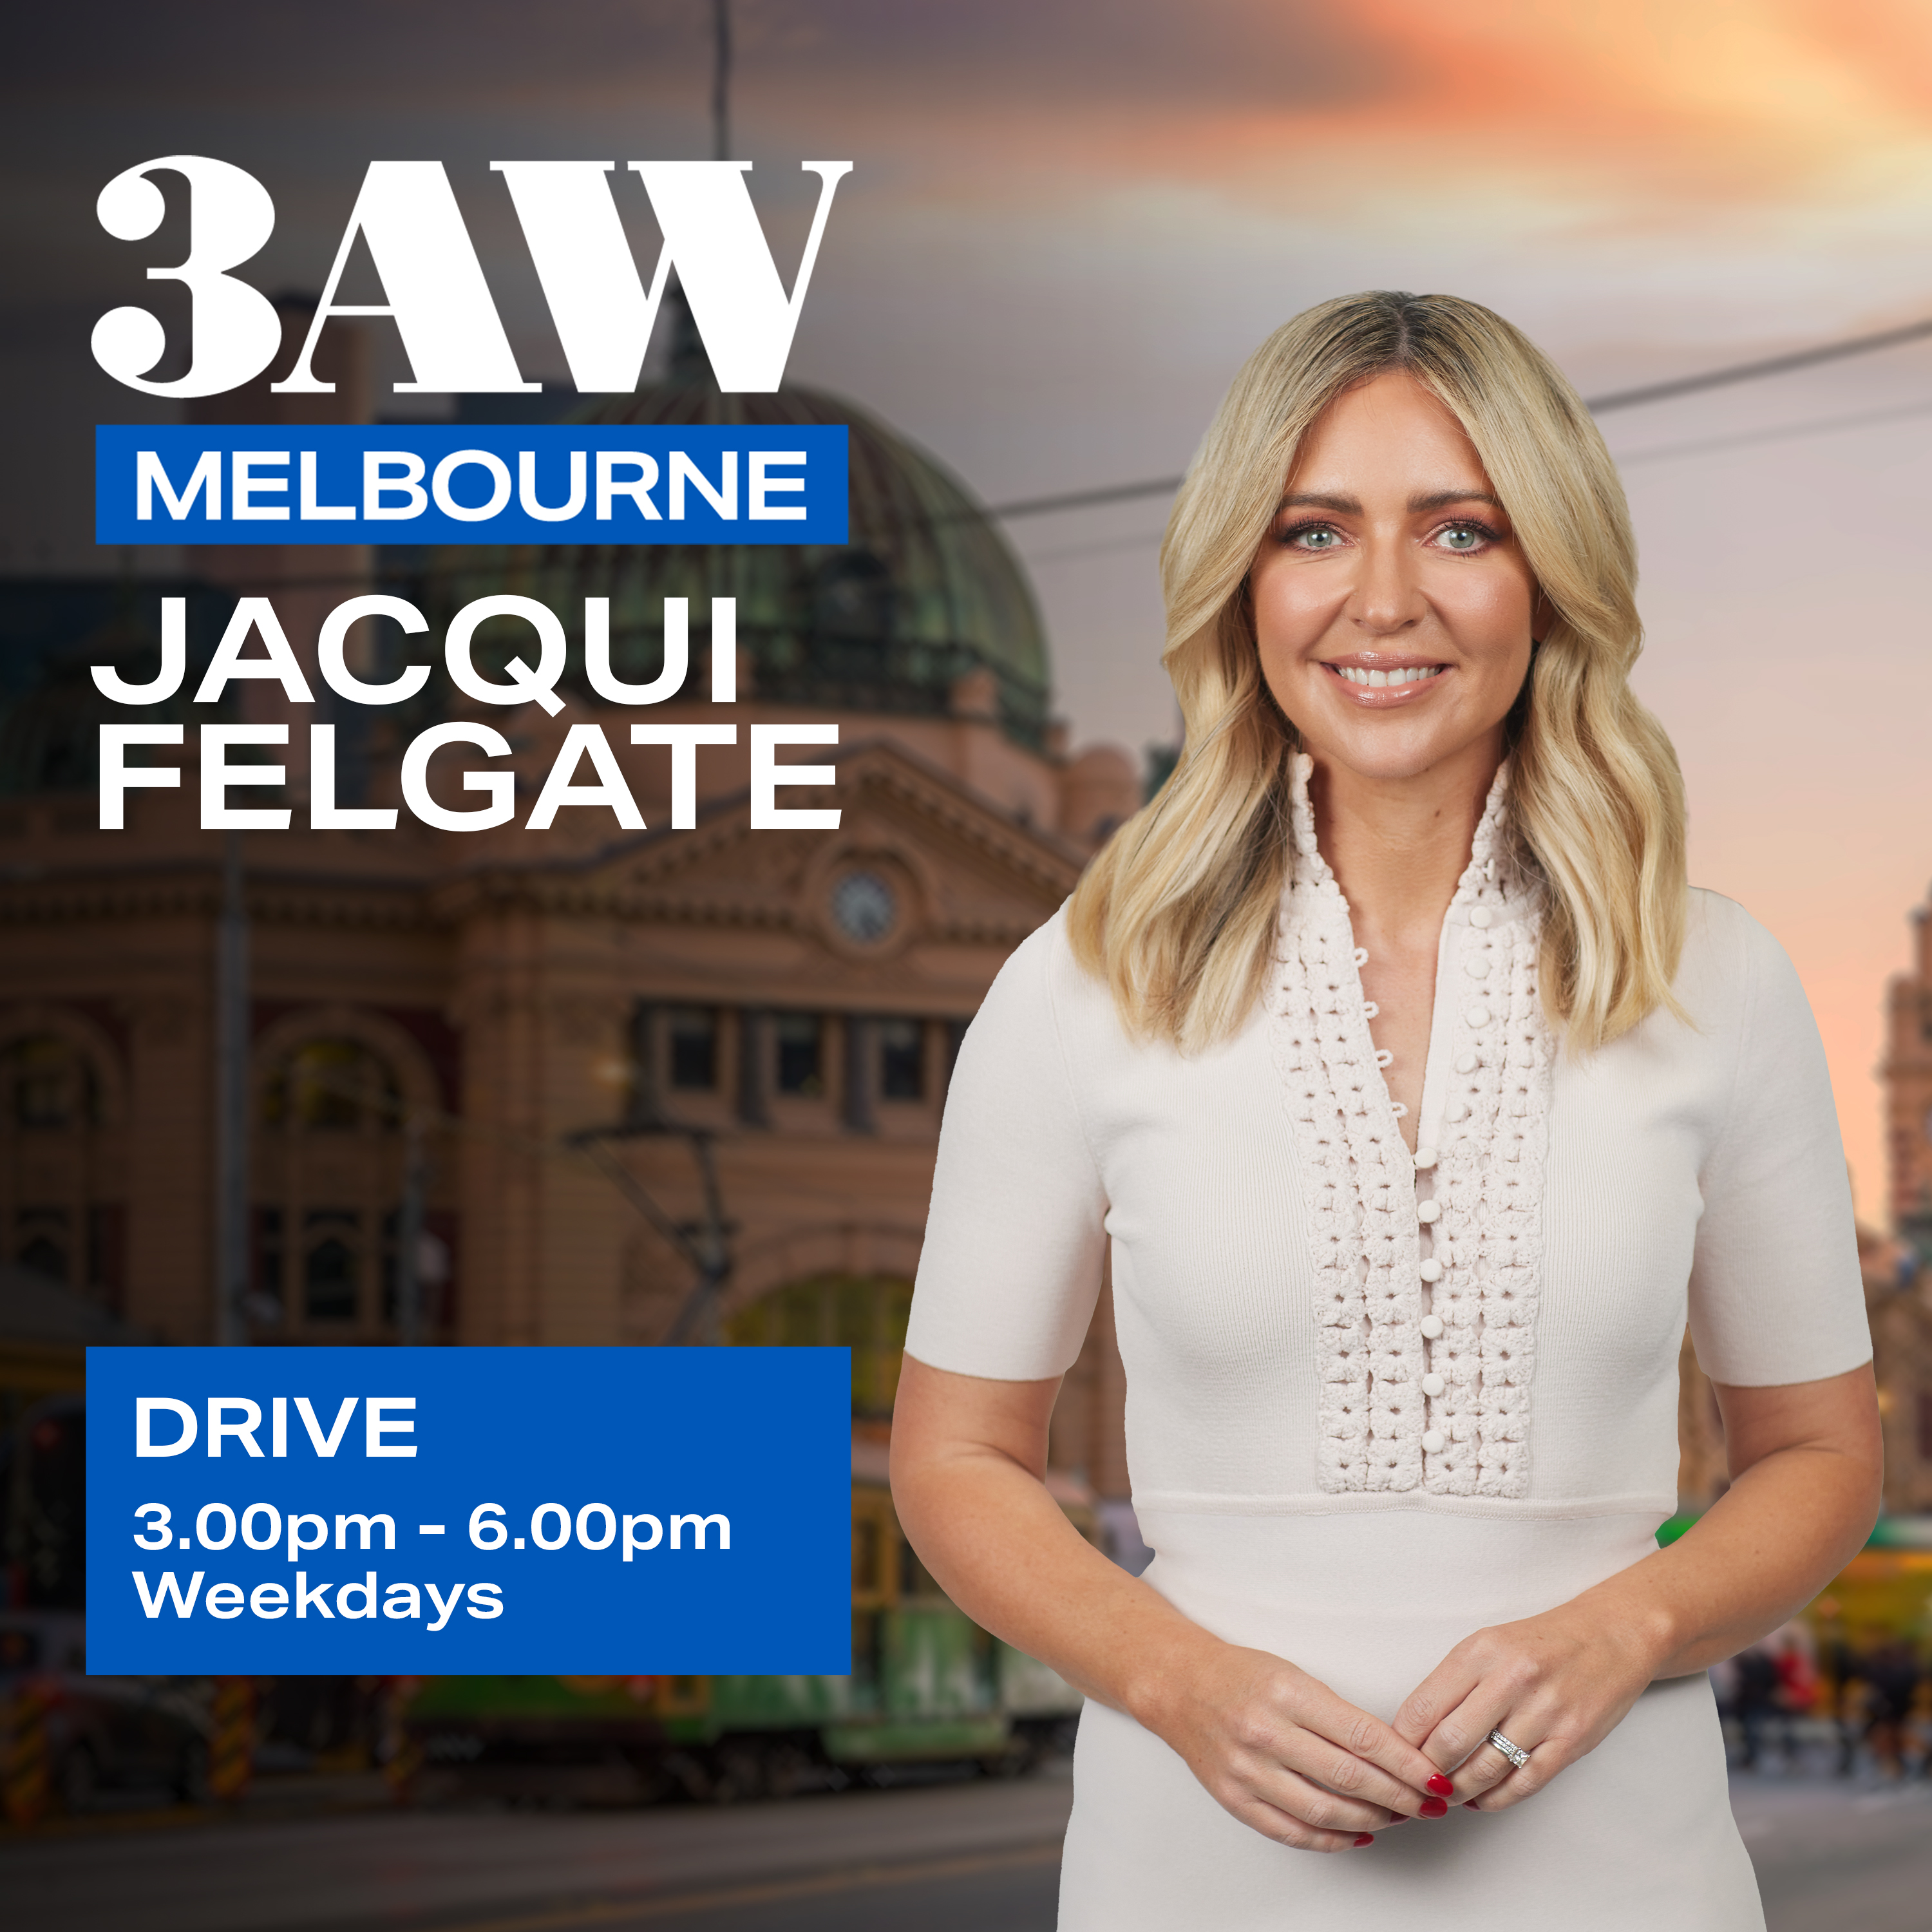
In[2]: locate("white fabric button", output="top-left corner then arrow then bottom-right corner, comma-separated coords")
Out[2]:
1454,1050 -> 1478,1074
1446,1099 -> 1468,1121
1422,1373 -> 1445,1397
1469,906 -> 1492,929
1422,1429 -> 1446,1454
1416,1199 -> 1441,1224
1419,1258 -> 1443,1282
1419,1314 -> 1444,1339
1464,956 -> 1490,978
1413,1146 -> 1437,1170
1465,1004 -> 1490,1028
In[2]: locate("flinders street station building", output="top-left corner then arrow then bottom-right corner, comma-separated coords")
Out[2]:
0,323 -> 1142,1553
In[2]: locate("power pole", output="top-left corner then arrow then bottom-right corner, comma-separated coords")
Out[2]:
395,1116 -> 428,1347
213,832 -> 251,1345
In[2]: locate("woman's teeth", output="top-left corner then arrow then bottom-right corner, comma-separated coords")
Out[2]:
1336,665 -> 1443,688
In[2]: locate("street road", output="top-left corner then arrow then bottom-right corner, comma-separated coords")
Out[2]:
3,1765 -> 1928,1932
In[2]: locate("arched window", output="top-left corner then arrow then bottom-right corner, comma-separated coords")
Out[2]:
725,1274 -> 913,1417
262,1039 -> 401,1135
255,1036 -> 424,1336
0,1032 -> 120,1301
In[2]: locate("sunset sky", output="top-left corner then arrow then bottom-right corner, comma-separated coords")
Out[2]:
9,0 -> 1932,1219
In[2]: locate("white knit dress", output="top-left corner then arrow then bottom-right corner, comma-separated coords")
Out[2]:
904,760 -> 1871,1931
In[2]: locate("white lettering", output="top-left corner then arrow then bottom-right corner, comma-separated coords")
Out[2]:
336,1513 -> 397,1551
444,596 -> 567,715
207,1397 -> 264,1457
251,1581 -> 289,1619
750,723 -> 840,831
668,450 -> 736,521
193,598 -> 314,704
669,1513 -> 731,1550
425,1582 -> 464,1633
518,450 -> 587,522
622,1513 -> 663,1560
200,724 -> 291,832
713,598 -> 737,703
401,723 -> 516,831
748,450 -> 807,521
431,449 -> 512,522
92,157 -> 281,398
294,1395 -> 357,1457
207,1582 -> 245,1621
337,1572 -> 379,1619
135,1397 -> 198,1456
310,724 -> 399,831
364,451 -> 428,520
627,162 -> 852,393
630,724 -> 735,829
294,1570 -> 335,1618
299,450 -> 355,520
585,595 -> 685,705
274,162 -> 536,396
131,1570 -> 205,1618
525,724 -> 644,831
287,1513 -> 328,1562
231,450 -> 289,520
136,450 -> 221,522
317,596 -> 432,706
466,1582 -> 504,1619
383,1582 -> 421,1620
595,451 -> 660,521
94,598 -> 189,705
99,724 -> 184,830
241,1503 -> 281,1551
366,1397 -> 417,1457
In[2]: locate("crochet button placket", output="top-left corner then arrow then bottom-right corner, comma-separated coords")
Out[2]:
1269,756 -> 1552,1498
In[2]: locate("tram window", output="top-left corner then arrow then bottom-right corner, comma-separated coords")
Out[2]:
878,1019 -> 924,1101
666,1007 -> 719,1090
774,1015 -> 823,1097
899,1538 -> 947,1602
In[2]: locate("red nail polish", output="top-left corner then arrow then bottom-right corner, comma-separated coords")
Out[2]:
1420,1797 -> 1448,1817
1354,1833 -> 1376,1847
1464,1799 -> 1481,1810
1426,1773 -> 1454,1797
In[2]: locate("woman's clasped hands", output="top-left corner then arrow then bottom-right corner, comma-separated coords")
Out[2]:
1146,1596 -> 1667,1852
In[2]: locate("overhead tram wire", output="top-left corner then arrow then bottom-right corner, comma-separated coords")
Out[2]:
979,311 -> 1932,528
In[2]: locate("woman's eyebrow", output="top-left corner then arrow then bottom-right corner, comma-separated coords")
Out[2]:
1277,491 -> 1361,513
1410,489 -> 1504,513
1275,489 -> 1506,515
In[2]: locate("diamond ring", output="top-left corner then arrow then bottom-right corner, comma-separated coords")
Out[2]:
1487,1729 -> 1531,1770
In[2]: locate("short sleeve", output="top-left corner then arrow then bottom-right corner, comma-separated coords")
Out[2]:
1687,907 -> 1871,1386
905,914 -> 1108,1380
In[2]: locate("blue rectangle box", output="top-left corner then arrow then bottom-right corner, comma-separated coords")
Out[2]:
86,1347 -> 851,1674
95,424 -> 849,546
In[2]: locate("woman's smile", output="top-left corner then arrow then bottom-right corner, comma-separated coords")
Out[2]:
1323,656 -> 1449,703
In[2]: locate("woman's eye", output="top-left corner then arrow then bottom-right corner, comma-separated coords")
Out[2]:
1287,526 -> 1341,551
1434,524 -> 1489,553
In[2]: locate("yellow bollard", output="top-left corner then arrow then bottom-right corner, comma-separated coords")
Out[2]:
380,1677 -> 424,1803
207,1676 -> 255,1803
3,1681 -> 52,1827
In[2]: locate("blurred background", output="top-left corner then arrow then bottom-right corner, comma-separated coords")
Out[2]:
4,4 -> 1932,1929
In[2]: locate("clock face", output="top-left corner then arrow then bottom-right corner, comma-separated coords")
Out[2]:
829,869 -> 897,946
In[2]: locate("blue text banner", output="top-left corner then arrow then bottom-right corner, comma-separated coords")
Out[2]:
86,1347 -> 851,1673
95,424 -> 849,546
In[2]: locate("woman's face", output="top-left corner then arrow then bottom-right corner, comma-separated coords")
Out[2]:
1249,369 -> 1537,785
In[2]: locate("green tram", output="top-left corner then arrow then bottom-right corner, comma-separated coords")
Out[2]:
400,1435 -> 1089,1804
401,1285 -> 1088,1801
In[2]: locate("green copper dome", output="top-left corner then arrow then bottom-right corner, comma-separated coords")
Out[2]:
415,379 -> 1052,748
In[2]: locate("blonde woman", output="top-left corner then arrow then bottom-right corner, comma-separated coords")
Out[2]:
891,292 -> 1880,1929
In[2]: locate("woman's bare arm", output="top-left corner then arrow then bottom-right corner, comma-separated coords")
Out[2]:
891,1354 -> 1454,1852
1397,1361 -> 1882,1810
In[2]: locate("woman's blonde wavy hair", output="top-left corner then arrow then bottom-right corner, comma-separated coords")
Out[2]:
1067,290 -> 1687,1054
